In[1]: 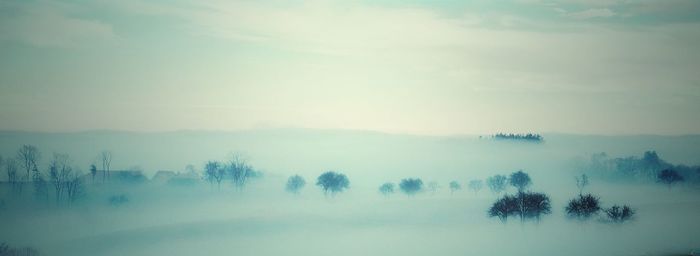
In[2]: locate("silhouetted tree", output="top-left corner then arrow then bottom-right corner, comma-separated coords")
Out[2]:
286,175 -> 306,194
227,154 -> 254,189
657,169 -> 684,188
17,145 -> 41,185
565,194 -> 601,220
449,181 -> 461,195
509,170 -> 532,192
575,174 -> 589,195
99,150 -> 112,182
468,179 -> 483,195
486,175 -> 507,194
32,168 -> 49,202
488,192 -> 551,222
521,192 -> 551,221
316,171 -> 349,196
65,174 -> 84,204
488,194 -> 518,222
204,161 -> 223,190
603,205 -> 635,223
49,153 -> 72,204
5,158 -> 21,193
399,178 -> 423,195
379,182 -> 395,196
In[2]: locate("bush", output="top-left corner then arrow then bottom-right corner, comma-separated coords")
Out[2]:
603,205 -> 635,223
565,194 -> 601,220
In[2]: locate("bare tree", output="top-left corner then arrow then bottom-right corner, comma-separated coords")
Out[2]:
32,166 -> 49,202
5,158 -> 21,193
17,145 -> 41,184
49,153 -> 73,204
65,173 -> 84,204
100,150 -> 112,183
204,161 -> 223,190
228,154 -> 254,190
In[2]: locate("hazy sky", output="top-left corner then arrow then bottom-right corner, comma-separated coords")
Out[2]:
1,0 -> 699,135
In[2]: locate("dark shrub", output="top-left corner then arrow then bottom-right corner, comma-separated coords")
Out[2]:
657,169 -> 684,188
565,194 -> 601,219
603,205 -> 635,223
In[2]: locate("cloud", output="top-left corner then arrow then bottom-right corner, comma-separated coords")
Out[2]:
0,2 -> 116,47
565,8 -> 616,19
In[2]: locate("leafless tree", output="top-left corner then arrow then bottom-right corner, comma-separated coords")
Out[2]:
228,154 -> 253,190
204,161 -> 223,190
32,166 -> 49,202
5,158 -> 21,193
65,173 -> 84,204
49,153 -> 73,204
100,150 -> 112,182
17,145 -> 40,183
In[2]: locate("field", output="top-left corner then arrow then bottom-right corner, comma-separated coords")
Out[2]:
1,130 -> 699,256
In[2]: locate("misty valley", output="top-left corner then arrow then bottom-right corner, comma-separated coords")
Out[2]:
1,131 -> 699,256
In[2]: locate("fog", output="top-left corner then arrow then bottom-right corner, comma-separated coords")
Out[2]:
1,130 -> 699,256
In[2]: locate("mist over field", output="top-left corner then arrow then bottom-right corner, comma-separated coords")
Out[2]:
1,130 -> 699,256
3,0 -> 700,255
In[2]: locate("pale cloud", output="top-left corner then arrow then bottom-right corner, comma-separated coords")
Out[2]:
0,1 -> 115,47
1,0 -> 699,134
566,8 -> 616,19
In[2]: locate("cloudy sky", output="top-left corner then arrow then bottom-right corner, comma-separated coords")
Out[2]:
1,0 -> 699,135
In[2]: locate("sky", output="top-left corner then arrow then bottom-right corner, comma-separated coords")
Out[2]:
1,0 -> 699,136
